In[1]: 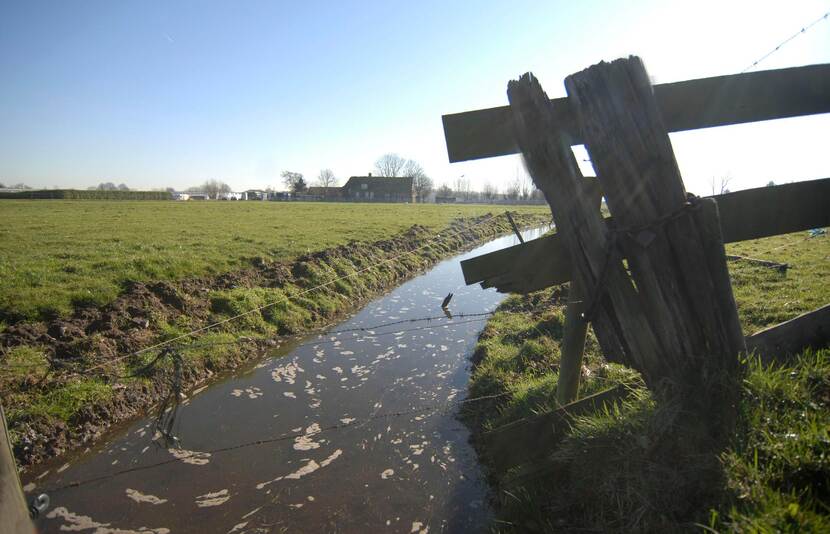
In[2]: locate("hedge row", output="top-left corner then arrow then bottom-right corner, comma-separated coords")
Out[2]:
0,190 -> 173,200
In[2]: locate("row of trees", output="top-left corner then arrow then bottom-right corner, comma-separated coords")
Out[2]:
280,169 -> 338,193
440,172 -> 540,201
90,182 -> 130,191
374,153 -> 433,201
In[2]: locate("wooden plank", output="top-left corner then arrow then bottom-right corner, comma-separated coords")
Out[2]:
461,232 -> 568,286
1,404 -> 35,534
746,304 -> 830,364
717,178 -> 830,243
726,255 -> 788,272
484,385 -> 630,474
444,63 -> 830,163
461,178 -> 830,293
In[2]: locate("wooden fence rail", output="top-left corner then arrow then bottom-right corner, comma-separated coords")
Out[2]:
443,63 -> 830,162
462,177 -> 830,294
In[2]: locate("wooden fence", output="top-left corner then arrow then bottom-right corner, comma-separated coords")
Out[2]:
444,58 -> 830,474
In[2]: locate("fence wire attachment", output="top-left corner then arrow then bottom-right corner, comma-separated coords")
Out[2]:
152,348 -> 184,449
29,493 -> 50,518
582,196 -> 702,322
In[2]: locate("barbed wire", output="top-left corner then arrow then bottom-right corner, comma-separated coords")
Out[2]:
37,390 -> 511,494
742,10 -> 830,73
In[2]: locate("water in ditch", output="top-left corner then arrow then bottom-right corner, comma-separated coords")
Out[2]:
25,227 -> 549,534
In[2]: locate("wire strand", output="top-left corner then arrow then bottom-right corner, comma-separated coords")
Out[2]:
38,391 -> 511,494
742,10 -> 830,73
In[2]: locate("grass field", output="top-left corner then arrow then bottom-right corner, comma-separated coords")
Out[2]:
463,229 -> 829,531
0,200 -> 548,322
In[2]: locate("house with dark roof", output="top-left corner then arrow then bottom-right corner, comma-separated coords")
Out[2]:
341,175 -> 415,203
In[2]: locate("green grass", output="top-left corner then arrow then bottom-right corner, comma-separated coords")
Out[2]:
0,200 -> 548,321
464,230 -> 829,532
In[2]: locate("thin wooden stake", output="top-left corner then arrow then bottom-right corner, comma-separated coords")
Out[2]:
556,179 -> 601,405
505,211 -> 524,243
557,277 -> 588,405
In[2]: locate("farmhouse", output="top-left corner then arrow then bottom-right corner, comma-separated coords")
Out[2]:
341,175 -> 415,203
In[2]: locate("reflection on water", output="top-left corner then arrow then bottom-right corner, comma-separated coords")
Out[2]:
27,227 -> 549,533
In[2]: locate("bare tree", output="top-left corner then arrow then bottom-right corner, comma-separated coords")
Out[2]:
505,176 -> 521,200
453,176 -> 473,200
190,179 -> 231,198
374,153 -> 407,177
482,182 -> 497,200
316,169 -> 338,197
316,169 -> 337,188
436,184 -> 453,198
402,160 -> 432,202
281,171 -> 307,193
117,183 -> 130,191
710,175 -> 732,195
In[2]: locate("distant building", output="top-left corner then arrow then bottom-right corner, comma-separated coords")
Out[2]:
341,175 -> 415,203
304,186 -> 343,200
243,190 -> 267,201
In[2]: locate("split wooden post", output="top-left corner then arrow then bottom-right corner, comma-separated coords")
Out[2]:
508,56 -> 746,444
1,403 -> 35,534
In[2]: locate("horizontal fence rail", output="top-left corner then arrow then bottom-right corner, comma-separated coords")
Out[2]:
461,178 -> 830,294
443,63 -> 830,162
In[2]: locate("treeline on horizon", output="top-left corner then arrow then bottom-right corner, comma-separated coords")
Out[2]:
0,189 -> 173,200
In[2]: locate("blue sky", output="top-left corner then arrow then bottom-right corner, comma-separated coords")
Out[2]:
1,0 -> 829,195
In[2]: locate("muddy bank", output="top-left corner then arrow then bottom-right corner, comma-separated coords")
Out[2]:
1,213 -> 547,468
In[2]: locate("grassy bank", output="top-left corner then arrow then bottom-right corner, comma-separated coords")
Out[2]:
0,200 -> 547,322
463,229 -> 829,532
0,212 -> 548,467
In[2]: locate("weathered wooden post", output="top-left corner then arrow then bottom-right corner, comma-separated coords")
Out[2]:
508,56 -> 746,446
1,404 -> 36,534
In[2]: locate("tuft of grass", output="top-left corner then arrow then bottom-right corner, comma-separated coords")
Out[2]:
716,350 -> 830,533
23,379 -> 113,424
